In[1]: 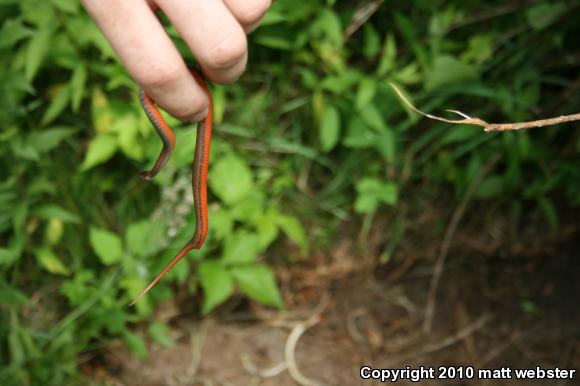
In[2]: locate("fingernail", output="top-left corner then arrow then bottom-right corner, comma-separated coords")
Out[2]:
192,108 -> 209,122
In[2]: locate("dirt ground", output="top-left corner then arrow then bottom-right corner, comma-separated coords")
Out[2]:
87,205 -> 580,386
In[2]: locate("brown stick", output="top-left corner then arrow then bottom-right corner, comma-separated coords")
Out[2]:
423,156 -> 500,334
385,314 -> 491,367
390,83 -> 580,132
285,317 -> 328,386
343,0 -> 384,40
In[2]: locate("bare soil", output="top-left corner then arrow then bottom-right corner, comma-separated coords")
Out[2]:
86,206 -> 580,386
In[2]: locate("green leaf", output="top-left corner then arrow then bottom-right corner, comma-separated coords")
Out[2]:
310,8 -> 342,46
254,35 -> 294,50
41,85 -> 70,126
13,201 -> 27,232
426,55 -> 478,90
9,316 -> 24,366
537,197 -> 558,232
429,7 -> 464,36
50,0 -> 79,14
363,24 -> 380,58
462,34 -> 493,65
231,264 -> 284,309
28,127 -> 75,154
360,104 -> 386,132
21,0 -> 53,26
526,2 -> 566,31
394,62 -> 422,85
255,209 -> 280,250
517,132 -> 531,160
374,129 -> 396,161
475,175 -> 504,200
0,248 -> 19,267
377,34 -> 397,76
25,27 -> 52,82
0,19 -> 34,49
20,323 -> 42,358
230,189 -> 265,224
355,178 -> 398,214
101,308 -> 126,334
82,22 -> 115,57
148,322 -> 175,348
33,205 -> 80,224
343,116 -> 377,149
11,136 -> 40,160
126,220 -> 163,258
221,231 -> 260,265
356,78 -> 377,110
89,227 -> 124,265
259,7 -> 287,26
123,331 -> 148,359
0,279 -> 29,307
209,154 -> 254,205
116,114 -> 143,160
212,84 -> 227,124
210,207 -> 233,241
312,90 -> 325,123
443,125 -> 479,144
91,88 -> 113,134
26,178 -> 56,197
45,218 -> 64,246
276,215 -> 308,254
119,276 -> 153,314
319,105 -> 340,152
199,261 -> 234,314
169,126 -> 196,167
71,64 -> 87,112
35,247 -> 70,275
320,71 -> 361,94
81,134 -> 118,171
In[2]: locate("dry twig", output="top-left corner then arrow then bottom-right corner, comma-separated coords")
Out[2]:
239,294 -> 330,386
390,83 -> 580,132
423,156 -> 500,333
343,0 -> 384,40
285,316 -> 328,386
385,314 -> 491,367
240,353 -> 287,378
480,331 -> 521,366
345,308 -> 370,347
389,82 -> 577,331
186,322 -> 208,381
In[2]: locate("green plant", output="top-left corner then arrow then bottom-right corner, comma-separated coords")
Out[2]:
1,0 -> 578,384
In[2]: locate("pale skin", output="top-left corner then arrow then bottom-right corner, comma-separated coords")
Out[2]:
82,0 -> 271,121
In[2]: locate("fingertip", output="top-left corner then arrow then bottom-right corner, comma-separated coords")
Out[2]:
143,74 -> 209,122
223,0 -> 272,32
201,50 -> 247,84
156,0 -> 248,84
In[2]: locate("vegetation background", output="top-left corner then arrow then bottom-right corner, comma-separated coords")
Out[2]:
1,0 -> 578,385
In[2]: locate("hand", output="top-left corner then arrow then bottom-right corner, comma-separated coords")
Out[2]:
82,0 -> 271,121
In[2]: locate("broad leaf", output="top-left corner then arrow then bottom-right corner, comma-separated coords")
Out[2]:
81,134 -> 118,171
319,105 -> 340,152
35,247 -> 70,275
199,261 -> 234,314
221,231 -> 260,265
209,154 -> 254,205
89,227 -> 124,265
231,264 -> 284,309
